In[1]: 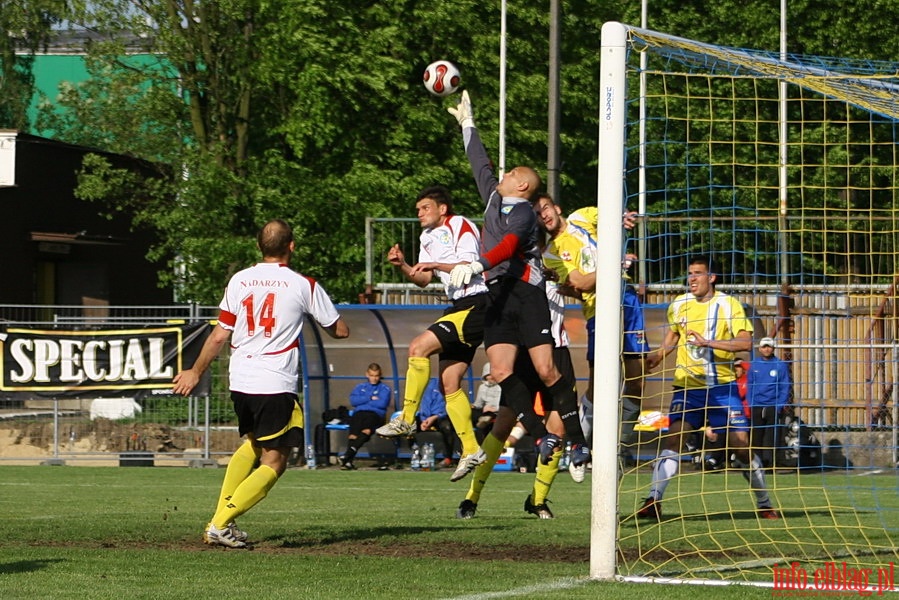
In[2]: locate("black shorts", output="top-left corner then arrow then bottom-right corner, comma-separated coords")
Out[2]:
349,410 -> 385,436
512,345 -> 574,414
484,278 -> 554,349
231,391 -> 303,448
427,293 -> 489,364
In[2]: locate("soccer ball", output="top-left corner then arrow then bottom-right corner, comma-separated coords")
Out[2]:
423,60 -> 461,97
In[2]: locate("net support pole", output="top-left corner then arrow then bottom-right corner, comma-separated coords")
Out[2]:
590,20 -> 628,581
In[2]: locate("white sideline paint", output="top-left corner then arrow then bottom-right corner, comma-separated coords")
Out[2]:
856,469 -> 887,477
623,576 -> 899,595
622,576 -> 775,589
439,576 -> 588,600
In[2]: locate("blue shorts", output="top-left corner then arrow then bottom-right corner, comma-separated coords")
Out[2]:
586,285 -> 650,364
668,384 -> 749,433
586,316 -> 595,364
622,285 -> 650,355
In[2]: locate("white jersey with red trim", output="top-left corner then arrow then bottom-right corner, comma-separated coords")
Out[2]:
546,280 -> 570,349
217,262 -> 341,394
419,214 -> 488,301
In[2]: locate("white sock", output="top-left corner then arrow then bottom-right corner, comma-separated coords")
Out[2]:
579,394 -> 593,440
739,454 -> 772,507
649,449 -> 679,500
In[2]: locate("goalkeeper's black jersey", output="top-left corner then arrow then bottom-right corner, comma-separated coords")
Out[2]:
461,126 -> 545,288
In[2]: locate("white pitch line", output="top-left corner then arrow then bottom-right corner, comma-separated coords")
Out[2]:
438,576 -> 589,600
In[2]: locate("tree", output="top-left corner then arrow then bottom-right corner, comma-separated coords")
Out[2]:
0,0 -> 69,129
29,0 -> 899,302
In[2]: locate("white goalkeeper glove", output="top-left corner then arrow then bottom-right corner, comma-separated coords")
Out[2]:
449,261 -> 484,287
447,90 -> 475,128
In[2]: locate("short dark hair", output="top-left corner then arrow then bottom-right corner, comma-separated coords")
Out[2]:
257,219 -> 293,257
536,192 -> 557,206
366,362 -> 382,374
688,254 -> 712,271
417,185 -> 453,213
688,254 -> 721,286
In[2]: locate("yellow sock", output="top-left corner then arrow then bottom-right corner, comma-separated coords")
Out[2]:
465,433 -> 505,504
444,388 -> 477,456
216,440 -> 261,514
211,464 -> 278,528
532,447 -> 562,505
401,357 -> 431,423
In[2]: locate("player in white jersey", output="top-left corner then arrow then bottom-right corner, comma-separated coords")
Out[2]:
377,185 -> 489,479
173,219 -> 349,547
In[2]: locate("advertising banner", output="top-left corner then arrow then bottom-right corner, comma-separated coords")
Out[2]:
0,322 -> 211,399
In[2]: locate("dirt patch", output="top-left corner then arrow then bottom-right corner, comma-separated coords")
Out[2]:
0,419 -> 237,460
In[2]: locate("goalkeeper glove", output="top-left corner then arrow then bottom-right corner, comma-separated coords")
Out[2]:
449,261 -> 484,287
447,90 -> 475,128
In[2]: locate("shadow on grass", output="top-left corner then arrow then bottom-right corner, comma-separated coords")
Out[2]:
621,507 -> 860,526
261,524 -> 587,562
0,558 -> 65,575
268,523 -> 510,547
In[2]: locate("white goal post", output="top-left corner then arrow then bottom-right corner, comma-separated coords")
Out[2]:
591,20 -> 629,581
591,20 -> 899,591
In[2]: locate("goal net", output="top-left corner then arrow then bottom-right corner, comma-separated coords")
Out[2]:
592,22 -> 899,591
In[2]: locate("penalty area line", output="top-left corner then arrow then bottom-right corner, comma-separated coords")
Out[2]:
439,576 -> 589,600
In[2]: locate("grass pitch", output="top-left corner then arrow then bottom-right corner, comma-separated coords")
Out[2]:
2,464 -> 894,599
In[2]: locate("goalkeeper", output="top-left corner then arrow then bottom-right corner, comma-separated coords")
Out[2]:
445,90 -> 587,483
455,278 -> 572,520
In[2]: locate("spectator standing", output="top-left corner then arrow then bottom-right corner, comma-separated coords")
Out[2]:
735,360 -> 750,406
173,219 -> 349,548
747,337 -> 792,469
339,363 -> 392,470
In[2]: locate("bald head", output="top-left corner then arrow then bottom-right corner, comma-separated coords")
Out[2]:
516,166 -> 542,199
497,165 -> 542,201
257,219 -> 294,260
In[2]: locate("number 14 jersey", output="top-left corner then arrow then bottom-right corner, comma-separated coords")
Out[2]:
217,262 -> 342,394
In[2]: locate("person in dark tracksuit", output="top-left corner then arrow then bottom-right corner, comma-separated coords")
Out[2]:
339,363 -> 392,470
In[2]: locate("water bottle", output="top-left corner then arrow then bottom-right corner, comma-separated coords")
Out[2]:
422,443 -> 434,471
305,444 -> 316,469
411,444 -> 421,471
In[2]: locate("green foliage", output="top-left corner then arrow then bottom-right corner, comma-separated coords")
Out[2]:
8,0 -> 899,300
133,395 -> 234,425
0,0 -> 69,129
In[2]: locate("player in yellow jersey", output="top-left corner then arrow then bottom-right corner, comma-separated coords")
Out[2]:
535,195 -> 649,480
639,255 -> 778,521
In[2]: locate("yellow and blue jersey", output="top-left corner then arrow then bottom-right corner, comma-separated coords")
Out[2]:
542,220 -> 597,320
667,290 -> 752,388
